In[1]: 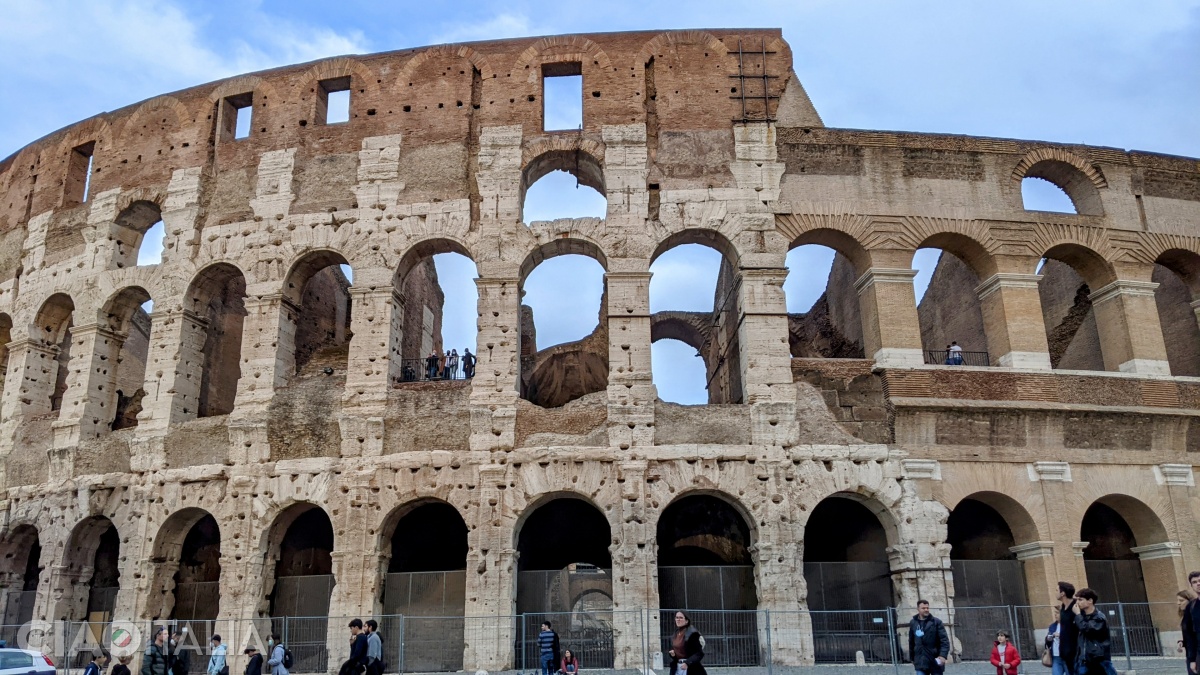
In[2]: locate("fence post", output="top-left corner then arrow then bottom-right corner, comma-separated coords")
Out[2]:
889,608 -> 900,675
397,615 -> 404,675
1007,605 -> 1022,659
1116,603 -> 1132,672
764,610 -> 773,675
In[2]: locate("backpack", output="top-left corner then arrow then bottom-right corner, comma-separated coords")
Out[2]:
281,647 -> 294,670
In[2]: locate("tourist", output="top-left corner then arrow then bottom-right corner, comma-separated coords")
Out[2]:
266,634 -> 288,675
142,628 -> 170,675
1057,581 -> 1080,675
365,620 -> 383,675
462,348 -> 476,378
561,648 -> 580,675
84,648 -> 110,675
538,621 -> 560,675
990,630 -> 1020,675
170,629 -> 190,675
943,345 -> 954,365
446,349 -> 459,379
425,351 -> 439,380
207,635 -> 227,675
339,619 -> 369,675
242,648 -> 263,675
667,611 -> 706,675
112,655 -> 134,675
1183,572 -> 1200,674
1072,588 -> 1117,675
908,600 -> 949,675
949,341 -> 964,365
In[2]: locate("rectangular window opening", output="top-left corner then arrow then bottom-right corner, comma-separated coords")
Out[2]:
222,92 -> 254,140
542,62 -> 583,132
319,77 -> 352,125
65,141 -> 95,204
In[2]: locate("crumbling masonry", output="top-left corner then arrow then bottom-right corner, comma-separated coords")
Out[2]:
0,28 -> 1199,670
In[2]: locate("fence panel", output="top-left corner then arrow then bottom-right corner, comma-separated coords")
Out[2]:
276,616 -> 330,674
1098,603 -> 1158,657
657,609 -> 762,667
809,609 -> 892,664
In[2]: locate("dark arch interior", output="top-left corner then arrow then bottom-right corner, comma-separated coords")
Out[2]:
1081,503 -> 1147,604
947,499 -> 1016,561
517,498 -> 612,571
21,538 -> 40,591
86,523 -> 120,619
191,267 -> 247,417
657,495 -> 752,566
171,514 -> 221,620
289,254 -> 353,375
270,507 -> 335,619
804,497 -> 887,563
388,502 -> 468,573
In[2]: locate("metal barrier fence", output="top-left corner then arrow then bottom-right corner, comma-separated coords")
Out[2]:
398,358 -> 470,382
924,349 -> 991,366
0,603 -> 1181,674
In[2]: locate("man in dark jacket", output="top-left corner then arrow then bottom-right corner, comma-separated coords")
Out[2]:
339,619 -> 369,675
909,600 -> 950,675
142,628 -> 170,675
1072,588 -> 1116,675
1183,572 -> 1200,674
243,648 -> 263,675
1057,581 -> 1080,674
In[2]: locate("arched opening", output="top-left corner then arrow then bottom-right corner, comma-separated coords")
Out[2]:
33,294 -> 75,416
657,493 -> 758,666
947,496 -> 1033,659
1018,160 -> 1103,216
803,494 -> 893,664
519,242 -> 608,408
381,502 -> 468,672
266,504 -> 335,674
784,235 -> 866,360
650,234 -> 741,404
394,240 -> 478,384
1037,244 -> 1115,372
1152,250 -> 1200,376
1081,496 -> 1173,656
185,264 -> 247,417
283,251 -> 353,378
0,525 -> 41,628
0,313 -> 12,404
114,200 -> 164,268
167,513 -> 221,624
913,235 -> 994,366
521,150 -> 607,223
516,497 -> 614,668
101,287 -> 153,430
55,516 -> 120,622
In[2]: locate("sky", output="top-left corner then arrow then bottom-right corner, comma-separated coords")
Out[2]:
3,1 -> 1199,404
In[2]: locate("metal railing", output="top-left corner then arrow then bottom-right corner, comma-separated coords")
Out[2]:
397,358 -> 473,382
924,349 -> 991,366
0,602 -> 1180,674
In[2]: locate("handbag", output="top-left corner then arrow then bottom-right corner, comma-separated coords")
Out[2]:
1041,648 -> 1053,668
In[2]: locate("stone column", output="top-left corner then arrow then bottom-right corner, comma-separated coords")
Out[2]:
137,309 -> 208,431
463,465 -> 516,671
855,267 -> 924,368
52,323 -> 125,447
611,461 -> 657,669
605,268 -> 655,449
1089,280 -> 1170,374
232,293 -> 297,413
1131,542 -> 1186,648
469,276 -> 520,452
736,266 -> 802,448
339,278 -> 404,457
975,273 -> 1053,369
0,339 -> 59,440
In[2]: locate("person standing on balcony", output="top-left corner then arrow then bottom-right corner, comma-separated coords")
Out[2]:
949,341 -> 964,365
463,348 -> 476,378
538,621 -> 560,675
1057,581 -> 1080,675
667,611 -> 706,675
908,600 -> 949,675
1182,572 -> 1200,674
447,349 -> 459,379
425,351 -> 439,380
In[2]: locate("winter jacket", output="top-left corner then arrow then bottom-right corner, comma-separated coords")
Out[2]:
668,626 -> 707,675
1059,601 -> 1080,667
207,645 -> 227,675
1184,599 -> 1200,669
909,614 -> 950,673
142,643 -> 169,675
1075,609 -> 1112,672
267,644 -> 288,675
990,641 -> 1021,675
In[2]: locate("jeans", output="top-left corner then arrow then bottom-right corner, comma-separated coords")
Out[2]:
542,658 -> 556,675
1053,656 -> 1070,675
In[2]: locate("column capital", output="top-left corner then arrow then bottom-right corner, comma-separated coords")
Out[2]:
1156,464 -> 1195,487
1027,461 -> 1072,482
243,292 -> 299,313
853,267 -> 918,295
1072,542 -> 1090,557
1089,279 -> 1159,305
66,322 -> 125,342
5,337 -> 57,356
900,459 -> 942,481
975,273 -> 1043,301
1131,541 -> 1183,560
1009,541 -> 1056,561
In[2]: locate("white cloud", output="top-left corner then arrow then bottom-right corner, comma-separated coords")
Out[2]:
429,12 -> 539,45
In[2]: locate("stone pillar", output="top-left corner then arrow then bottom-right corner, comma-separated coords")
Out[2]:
1131,542 -> 1186,650
463,465 -> 515,671
611,461 -> 657,669
0,339 -> 59,441
233,293 -> 297,413
1009,542 -> 1058,612
605,268 -> 655,449
753,491 -> 808,666
1027,462 -> 1087,590
975,273 -> 1053,369
855,267 -> 924,368
1089,280 -> 1170,374
52,323 -> 125,447
736,266 -> 802,448
137,309 -> 208,431
1157,464 -> 1199,574
469,276 -> 520,452
339,279 -> 404,458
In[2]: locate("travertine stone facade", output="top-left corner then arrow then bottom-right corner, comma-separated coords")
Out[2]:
0,28 -> 1199,670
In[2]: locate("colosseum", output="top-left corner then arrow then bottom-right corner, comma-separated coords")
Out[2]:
0,26 -> 1197,673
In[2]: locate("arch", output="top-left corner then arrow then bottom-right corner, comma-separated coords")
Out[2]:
184,262 -> 248,313
378,499 -> 468,573
297,57 -> 376,95
150,508 -> 219,562
395,44 -> 494,85
656,490 -> 757,565
56,515 -> 120,621
519,237 -> 608,287
1084,494 -> 1170,547
264,501 -> 335,620
913,232 -> 998,282
0,523 -> 40,625
787,227 -> 870,276
1012,149 -> 1108,190
511,34 -> 613,75
650,312 -> 710,353
0,312 -> 12,400
948,491 -> 1039,545
807,490 -> 900,548
100,286 -> 152,333
520,147 -> 606,222
283,249 -> 351,305
636,29 -> 729,65
1040,243 -> 1118,289
1154,248 -> 1200,298
651,228 -> 741,269
1015,155 -> 1105,216
145,508 -> 221,621
120,95 -> 190,137
394,238 -> 475,288
33,293 -> 75,345
183,262 -> 247,418
513,491 -> 615,562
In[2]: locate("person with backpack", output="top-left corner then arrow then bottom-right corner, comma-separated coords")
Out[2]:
207,635 -> 228,675
84,648 -> 109,675
267,634 -> 289,675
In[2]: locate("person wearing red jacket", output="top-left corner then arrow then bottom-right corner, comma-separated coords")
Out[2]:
991,630 -> 1021,675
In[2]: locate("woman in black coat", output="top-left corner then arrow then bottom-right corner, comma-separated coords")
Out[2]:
667,611 -> 707,675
